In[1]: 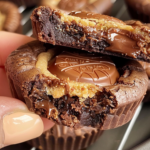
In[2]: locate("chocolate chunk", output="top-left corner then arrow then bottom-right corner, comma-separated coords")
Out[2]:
48,51 -> 119,86
5,40 -> 148,129
31,7 -> 150,62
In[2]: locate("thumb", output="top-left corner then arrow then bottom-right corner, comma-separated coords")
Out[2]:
0,96 -> 54,148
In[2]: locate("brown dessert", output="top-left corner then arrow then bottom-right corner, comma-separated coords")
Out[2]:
39,0 -> 113,15
31,7 -> 150,62
0,1 -> 21,33
28,125 -> 103,150
0,0 -> 39,7
125,0 -> 150,23
5,40 -> 148,129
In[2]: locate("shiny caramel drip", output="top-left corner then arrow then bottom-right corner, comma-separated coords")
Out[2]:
0,11 -> 6,31
49,51 -> 119,86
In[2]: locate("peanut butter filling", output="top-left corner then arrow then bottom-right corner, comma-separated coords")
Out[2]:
0,11 -> 6,31
36,50 -> 119,100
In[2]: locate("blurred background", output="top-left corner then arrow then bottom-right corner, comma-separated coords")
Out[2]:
1,0 -> 150,150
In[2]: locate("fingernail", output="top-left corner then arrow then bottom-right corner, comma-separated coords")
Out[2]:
0,110 -> 43,147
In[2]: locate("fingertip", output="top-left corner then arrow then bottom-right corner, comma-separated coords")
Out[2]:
0,31 -> 35,66
41,117 -> 55,132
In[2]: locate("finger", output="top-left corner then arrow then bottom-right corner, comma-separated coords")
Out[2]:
0,68 -> 11,97
0,97 -> 54,148
0,31 -> 35,67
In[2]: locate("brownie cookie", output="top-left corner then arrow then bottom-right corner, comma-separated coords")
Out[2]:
28,125 -> 103,150
31,7 -> 150,62
125,0 -> 150,23
39,0 -> 113,15
5,40 -> 148,129
0,1 -> 21,33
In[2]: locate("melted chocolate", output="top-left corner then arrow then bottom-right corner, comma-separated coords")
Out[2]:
35,100 -> 57,118
69,11 -> 141,58
48,51 -> 119,86
106,33 -> 141,58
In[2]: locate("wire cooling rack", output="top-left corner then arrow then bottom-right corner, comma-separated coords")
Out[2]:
2,0 -> 150,150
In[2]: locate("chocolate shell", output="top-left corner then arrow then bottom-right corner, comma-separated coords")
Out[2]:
28,125 -> 103,150
5,40 -> 148,129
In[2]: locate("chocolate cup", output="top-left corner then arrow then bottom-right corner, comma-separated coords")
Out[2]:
27,125 -> 103,150
125,0 -> 150,23
0,1 -> 22,33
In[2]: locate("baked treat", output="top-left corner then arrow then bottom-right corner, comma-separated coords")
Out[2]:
28,125 -> 103,150
0,0 -> 39,7
0,1 -> 21,33
39,0 -> 113,15
125,0 -> 150,23
5,40 -> 148,129
31,7 -> 150,62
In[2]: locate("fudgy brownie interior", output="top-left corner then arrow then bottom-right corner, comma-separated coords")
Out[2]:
31,6 -> 150,62
5,41 -> 148,129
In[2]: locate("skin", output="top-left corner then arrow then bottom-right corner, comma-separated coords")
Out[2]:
0,31 -> 55,136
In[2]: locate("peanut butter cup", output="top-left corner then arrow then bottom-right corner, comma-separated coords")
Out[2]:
0,1 -> 21,33
5,40 -> 148,129
39,0 -> 113,15
31,7 -> 150,62
28,125 -> 103,150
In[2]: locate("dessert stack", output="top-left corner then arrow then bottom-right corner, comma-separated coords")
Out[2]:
5,3 -> 150,150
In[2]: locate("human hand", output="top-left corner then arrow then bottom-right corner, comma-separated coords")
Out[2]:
0,31 -> 55,148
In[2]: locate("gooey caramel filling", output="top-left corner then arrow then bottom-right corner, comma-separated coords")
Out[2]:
36,50 -> 119,99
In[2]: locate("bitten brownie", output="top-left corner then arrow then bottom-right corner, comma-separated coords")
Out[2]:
31,6 -> 150,62
5,40 -> 148,129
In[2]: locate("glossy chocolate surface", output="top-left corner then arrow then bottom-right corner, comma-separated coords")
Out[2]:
69,11 -> 141,58
106,33 -> 141,58
49,51 -> 119,86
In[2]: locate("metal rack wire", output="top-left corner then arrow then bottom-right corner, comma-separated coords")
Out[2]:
2,0 -> 150,150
